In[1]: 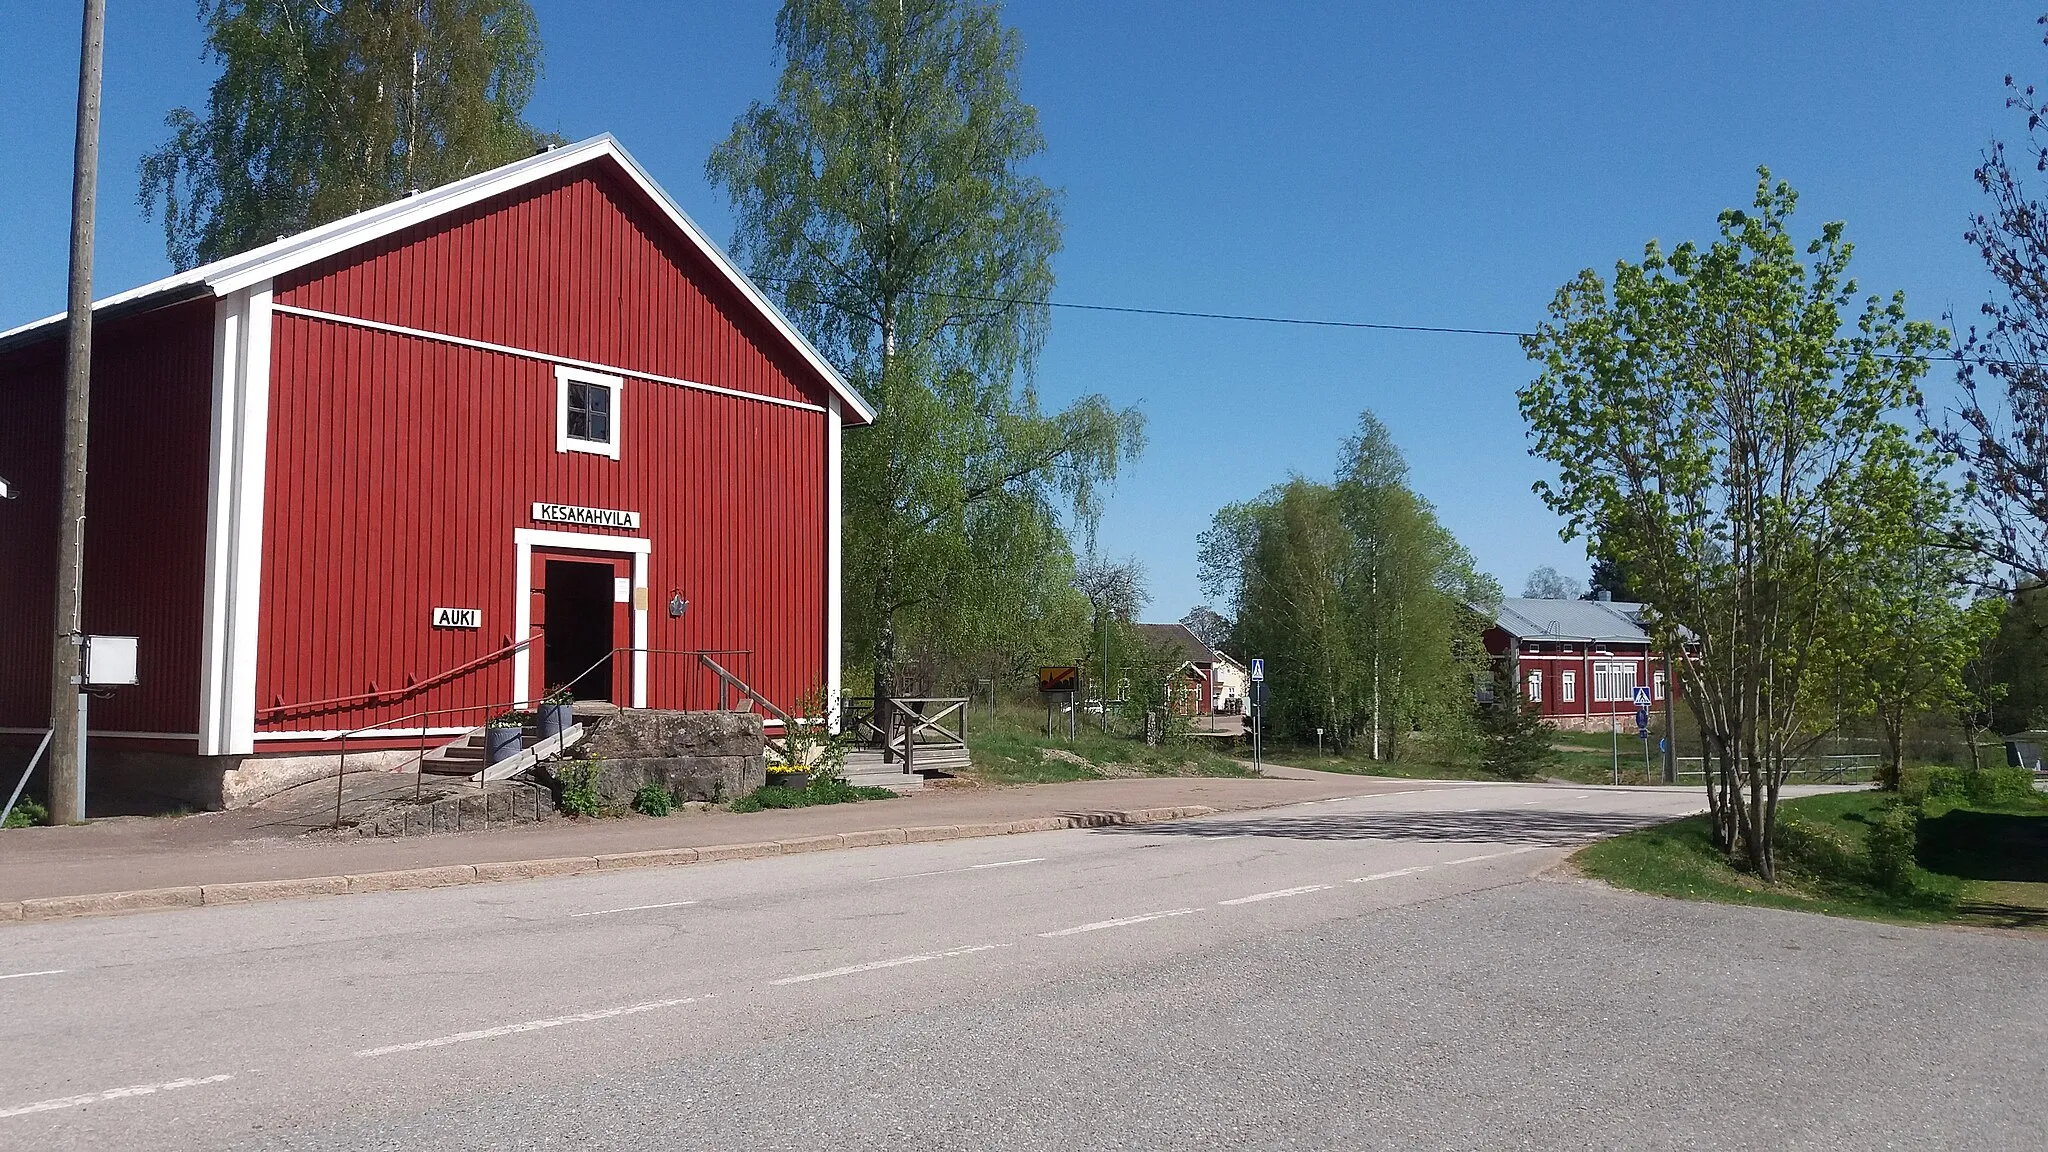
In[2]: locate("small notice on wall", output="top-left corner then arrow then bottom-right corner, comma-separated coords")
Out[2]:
532,502 -> 640,529
433,607 -> 481,629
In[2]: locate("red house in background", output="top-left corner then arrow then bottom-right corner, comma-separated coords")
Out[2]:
1480,597 -> 1673,731
0,136 -> 874,809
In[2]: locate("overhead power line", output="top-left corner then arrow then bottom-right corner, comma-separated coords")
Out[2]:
758,275 -> 2027,368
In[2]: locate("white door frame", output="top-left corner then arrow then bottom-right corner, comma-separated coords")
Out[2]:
512,528 -> 650,708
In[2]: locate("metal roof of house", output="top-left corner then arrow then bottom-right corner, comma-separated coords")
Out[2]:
0,135 -> 876,424
1488,598 -> 1650,643
1132,622 -> 1219,666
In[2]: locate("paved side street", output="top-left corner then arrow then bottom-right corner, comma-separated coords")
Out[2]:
3,781 -> 2039,1150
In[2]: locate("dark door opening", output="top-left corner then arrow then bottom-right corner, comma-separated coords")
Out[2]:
542,559 -> 617,700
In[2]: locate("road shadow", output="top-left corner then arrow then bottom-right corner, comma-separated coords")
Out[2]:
1097,807 -> 1661,846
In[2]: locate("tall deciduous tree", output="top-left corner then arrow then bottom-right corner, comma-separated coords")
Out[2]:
708,0 -> 1143,704
1522,565 -> 1582,600
1945,20 -> 2048,586
1834,457 -> 2002,790
1198,411 -> 1495,755
1520,171 -> 1945,880
140,0 -> 554,269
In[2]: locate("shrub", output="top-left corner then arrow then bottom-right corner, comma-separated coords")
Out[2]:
557,762 -> 604,817
1863,800 -> 1922,893
3,797 -> 49,829
1772,811 -> 1856,879
1964,766 -> 2038,807
1899,765 -> 1965,804
630,783 -> 672,817
1475,672 -> 1554,781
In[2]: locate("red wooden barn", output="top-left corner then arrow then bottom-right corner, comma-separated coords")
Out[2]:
0,136 -> 873,808
1480,597 -> 1673,731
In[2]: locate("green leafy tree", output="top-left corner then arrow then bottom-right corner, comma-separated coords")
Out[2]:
140,0 -> 555,269
1519,170 -> 1945,881
708,0 -> 1143,704
1198,410 -> 1495,755
1834,459 -> 2003,791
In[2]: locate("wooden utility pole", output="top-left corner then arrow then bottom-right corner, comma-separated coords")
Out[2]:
47,0 -> 106,825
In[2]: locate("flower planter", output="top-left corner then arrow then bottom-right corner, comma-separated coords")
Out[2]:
486,726 -> 524,766
539,702 -> 575,739
767,769 -> 811,790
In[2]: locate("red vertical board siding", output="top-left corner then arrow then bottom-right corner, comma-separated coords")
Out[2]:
0,301 -> 214,737
256,160 -> 829,736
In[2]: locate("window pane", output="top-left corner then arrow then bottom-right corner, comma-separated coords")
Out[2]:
565,380 -> 613,445
588,407 -> 609,443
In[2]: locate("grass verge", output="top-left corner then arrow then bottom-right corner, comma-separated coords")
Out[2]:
1577,784 -> 2048,929
728,777 -> 898,813
965,708 -> 1253,785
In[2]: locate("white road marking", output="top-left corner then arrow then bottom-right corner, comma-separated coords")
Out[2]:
1438,845 -> 1550,866
0,969 -> 65,982
1218,884 -> 1333,906
770,944 -> 1011,985
1350,865 -> 1432,883
1038,908 -> 1201,937
569,900 -> 699,917
0,1074 -> 234,1120
356,996 -> 705,1057
869,857 -> 1046,882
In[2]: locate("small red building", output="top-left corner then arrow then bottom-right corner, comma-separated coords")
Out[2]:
1132,623 -> 1221,716
1480,598 -> 1672,731
0,136 -> 874,808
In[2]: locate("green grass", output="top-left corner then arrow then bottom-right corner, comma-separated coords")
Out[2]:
1578,786 -> 2048,929
1262,732 -> 1671,786
728,777 -> 899,812
963,704 -> 1254,785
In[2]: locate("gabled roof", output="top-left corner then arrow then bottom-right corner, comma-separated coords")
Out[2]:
1133,622 -> 1219,666
1487,598 -> 1650,644
0,135 -> 876,424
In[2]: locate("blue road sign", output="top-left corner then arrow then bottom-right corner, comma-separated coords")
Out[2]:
1635,706 -> 1650,735
1631,685 -> 1653,707
1250,658 -> 1265,681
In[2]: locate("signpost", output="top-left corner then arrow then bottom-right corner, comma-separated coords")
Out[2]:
1249,658 -> 1265,774
1038,666 -> 1079,740
1629,686 -> 1653,781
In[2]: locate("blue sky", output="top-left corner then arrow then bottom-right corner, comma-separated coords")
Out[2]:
1,2 -> 2038,617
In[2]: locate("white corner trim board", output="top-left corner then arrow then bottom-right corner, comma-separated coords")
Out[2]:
197,281 -> 274,757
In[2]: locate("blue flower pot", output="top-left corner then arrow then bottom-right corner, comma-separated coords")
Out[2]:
486,726 -> 524,766
539,702 -> 575,740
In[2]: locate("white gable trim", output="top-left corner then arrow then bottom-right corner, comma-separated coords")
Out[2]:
0,135 -> 875,425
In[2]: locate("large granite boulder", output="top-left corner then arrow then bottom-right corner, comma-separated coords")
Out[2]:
543,709 -> 766,809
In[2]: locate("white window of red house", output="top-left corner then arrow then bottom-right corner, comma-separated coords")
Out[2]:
556,365 -> 622,459
1654,670 -> 1667,700
1593,662 -> 1637,702
1561,670 -> 1576,703
1526,669 -> 1542,703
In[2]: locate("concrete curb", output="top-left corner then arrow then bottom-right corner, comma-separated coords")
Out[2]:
0,804 -> 1221,924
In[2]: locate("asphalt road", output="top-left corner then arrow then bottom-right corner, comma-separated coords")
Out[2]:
1,781 -> 2041,1150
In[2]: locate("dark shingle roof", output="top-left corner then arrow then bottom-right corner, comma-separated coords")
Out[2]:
1132,623 -> 1218,666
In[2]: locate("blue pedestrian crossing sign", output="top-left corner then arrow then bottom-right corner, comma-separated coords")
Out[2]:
1631,685 -> 1653,707
1250,658 -> 1265,681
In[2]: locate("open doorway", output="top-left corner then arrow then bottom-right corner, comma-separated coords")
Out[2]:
541,558 -> 619,701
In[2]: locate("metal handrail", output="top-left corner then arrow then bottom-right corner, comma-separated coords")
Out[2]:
261,631 -> 541,721
698,654 -> 793,764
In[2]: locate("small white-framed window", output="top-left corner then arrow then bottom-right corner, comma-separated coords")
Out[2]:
1526,669 -> 1542,703
555,365 -> 622,459
1560,670 -> 1576,703
1653,670 -> 1667,700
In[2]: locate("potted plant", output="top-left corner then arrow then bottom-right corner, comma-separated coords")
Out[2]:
766,763 -> 811,790
485,711 -> 530,766
538,686 -> 576,739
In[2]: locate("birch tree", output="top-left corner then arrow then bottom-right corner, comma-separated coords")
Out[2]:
709,0 -> 1142,703
140,0 -> 553,269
